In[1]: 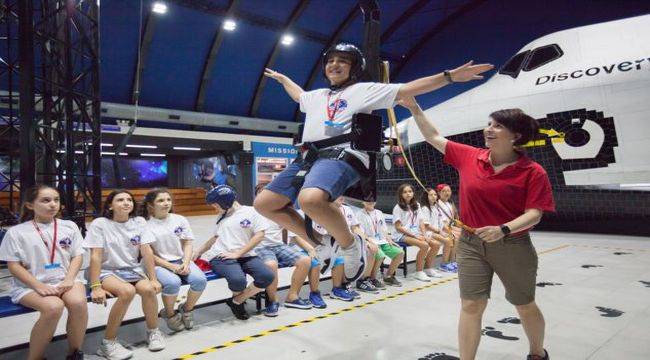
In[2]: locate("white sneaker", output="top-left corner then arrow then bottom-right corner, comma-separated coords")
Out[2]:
425,268 -> 443,278
146,328 -> 166,352
97,339 -> 133,360
414,271 -> 432,282
334,234 -> 367,283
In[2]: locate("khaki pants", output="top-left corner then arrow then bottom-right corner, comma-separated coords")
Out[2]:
457,231 -> 538,305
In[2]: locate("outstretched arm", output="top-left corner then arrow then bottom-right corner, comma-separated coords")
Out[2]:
264,68 -> 304,103
397,96 -> 448,154
396,61 -> 493,100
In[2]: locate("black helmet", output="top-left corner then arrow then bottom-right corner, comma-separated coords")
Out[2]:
322,42 -> 366,89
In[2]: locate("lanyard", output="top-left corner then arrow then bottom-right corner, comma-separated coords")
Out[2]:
326,90 -> 344,121
32,219 -> 57,264
367,210 -> 379,235
407,209 -> 417,227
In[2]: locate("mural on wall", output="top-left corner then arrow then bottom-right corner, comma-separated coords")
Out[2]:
101,158 -> 168,188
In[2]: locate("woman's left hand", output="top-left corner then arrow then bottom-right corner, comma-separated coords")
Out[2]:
56,278 -> 74,294
219,252 -> 240,260
177,263 -> 190,276
475,226 -> 505,242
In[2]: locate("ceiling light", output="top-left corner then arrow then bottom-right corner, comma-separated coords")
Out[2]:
74,150 -> 84,154
141,153 -> 166,157
223,19 -> 236,31
101,143 -> 113,147
101,152 -> 115,156
620,183 -> 650,188
152,2 -> 167,14
173,146 -> 202,151
281,34 -> 294,46
119,152 -> 128,156
126,144 -> 157,149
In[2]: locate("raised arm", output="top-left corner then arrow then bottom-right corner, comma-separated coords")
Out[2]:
264,68 -> 304,103
396,61 -> 493,100
398,96 -> 448,154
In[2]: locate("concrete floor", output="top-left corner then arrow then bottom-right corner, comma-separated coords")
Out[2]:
1,216 -> 649,359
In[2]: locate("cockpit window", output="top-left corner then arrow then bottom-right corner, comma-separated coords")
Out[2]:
523,44 -> 563,72
498,50 -> 530,78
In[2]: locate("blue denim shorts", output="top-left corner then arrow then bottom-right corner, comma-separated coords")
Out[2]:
265,157 -> 361,203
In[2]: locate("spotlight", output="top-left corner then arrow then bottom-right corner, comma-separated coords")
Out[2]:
152,2 -> 167,14
223,19 -> 236,31
281,34 -> 294,46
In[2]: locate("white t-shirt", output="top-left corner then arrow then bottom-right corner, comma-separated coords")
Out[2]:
202,206 -> 269,261
259,216 -> 284,247
147,213 -> 194,262
83,217 -> 156,271
357,209 -> 389,245
436,201 -> 455,228
288,206 -> 358,237
299,82 -> 402,167
420,206 -> 443,232
392,204 -> 422,232
0,219 -> 85,289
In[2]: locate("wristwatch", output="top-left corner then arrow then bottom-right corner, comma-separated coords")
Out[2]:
443,70 -> 454,83
500,224 -> 511,236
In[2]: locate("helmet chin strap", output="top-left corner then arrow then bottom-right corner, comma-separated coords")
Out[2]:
329,76 -> 357,91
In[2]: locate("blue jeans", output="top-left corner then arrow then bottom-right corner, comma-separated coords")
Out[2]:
209,256 -> 275,292
265,157 -> 361,203
155,260 -> 207,296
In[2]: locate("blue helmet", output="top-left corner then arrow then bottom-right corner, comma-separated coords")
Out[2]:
205,185 -> 237,210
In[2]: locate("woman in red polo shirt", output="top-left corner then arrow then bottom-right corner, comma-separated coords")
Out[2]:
399,96 -> 554,360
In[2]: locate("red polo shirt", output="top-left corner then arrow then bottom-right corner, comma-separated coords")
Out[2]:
444,141 -> 555,229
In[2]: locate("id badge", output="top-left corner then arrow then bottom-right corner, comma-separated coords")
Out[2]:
43,263 -> 65,283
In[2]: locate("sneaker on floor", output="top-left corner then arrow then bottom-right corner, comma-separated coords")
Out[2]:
414,271 -> 432,282
383,275 -> 402,287
226,298 -> 250,320
263,301 -> 280,317
66,350 -> 84,360
424,268 -> 443,278
348,288 -> 361,299
356,278 -> 379,294
334,234 -> 367,283
370,277 -> 386,289
159,309 -> 184,332
439,263 -> 456,273
97,339 -> 133,360
285,298 -> 313,310
309,291 -> 327,309
146,328 -> 166,352
527,349 -> 549,360
330,287 -> 354,302
177,302 -> 194,329
450,262 -> 459,270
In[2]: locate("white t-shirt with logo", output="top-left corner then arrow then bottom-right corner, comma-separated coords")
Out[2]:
83,217 -> 156,272
436,201 -> 455,228
0,219 -> 86,302
202,206 -> 269,261
147,213 -> 194,262
392,204 -> 422,238
299,82 -> 402,167
259,216 -> 285,248
356,209 -> 389,245
420,206 -> 443,233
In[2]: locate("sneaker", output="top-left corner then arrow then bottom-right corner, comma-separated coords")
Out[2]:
226,298 -> 250,320
334,234 -> 367,283
309,291 -> 327,309
450,262 -> 459,270
330,287 -> 354,302
97,338 -> 133,360
370,277 -> 386,289
414,271 -> 432,282
383,275 -> 402,287
439,263 -> 457,273
424,268 -> 443,278
66,350 -> 84,360
284,298 -> 313,310
356,278 -> 379,294
263,301 -> 280,317
146,328 -> 166,352
177,302 -> 194,330
348,288 -> 361,299
159,309 -> 184,332
527,349 -> 549,360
